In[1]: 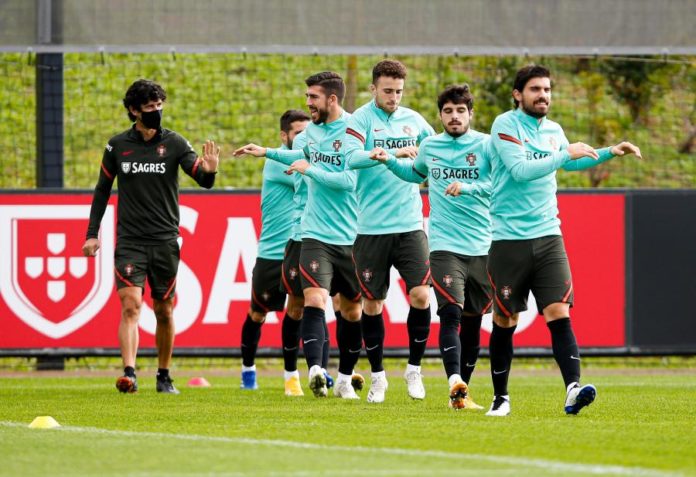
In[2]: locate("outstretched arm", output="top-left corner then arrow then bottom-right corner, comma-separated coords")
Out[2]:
563,141 -> 642,171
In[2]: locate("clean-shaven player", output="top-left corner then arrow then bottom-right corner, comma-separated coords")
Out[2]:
372,85 -> 493,410
345,60 -> 435,403
486,65 -> 641,416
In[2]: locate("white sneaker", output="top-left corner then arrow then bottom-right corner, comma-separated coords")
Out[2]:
404,366 -> 426,400
486,395 -> 511,416
367,371 -> 388,403
308,365 -> 327,398
564,383 -> 596,415
333,374 -> 360,399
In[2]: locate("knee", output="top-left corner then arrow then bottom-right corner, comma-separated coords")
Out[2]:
303,289 -> 326,309
342,304 -> 362,322
363,299 -> 383,316
543,303 -> 570,322
286,297 -> 304,319
493,312 -> 518,328
409,285 -> 430,309
120,298 -> 141,323
250,311 -> 266,324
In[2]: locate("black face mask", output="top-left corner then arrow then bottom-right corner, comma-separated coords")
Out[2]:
140,109 -> 162,129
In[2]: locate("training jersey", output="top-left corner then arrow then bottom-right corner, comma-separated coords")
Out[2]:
266,111 -> 357,246
345,100 -> 434,235
86,125 -> 215,243
257,144 -> 296,259
385,130 -> 492,256
490,108 -> 614,240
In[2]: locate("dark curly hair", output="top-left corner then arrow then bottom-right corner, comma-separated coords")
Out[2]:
123,79 -> 167,122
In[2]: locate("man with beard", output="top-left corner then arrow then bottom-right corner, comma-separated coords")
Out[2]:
238,109 -> 310,396
486,65 -> 641,416
344,59 -> 435,403
234,72 -> 363,400
370,85 -> 492,410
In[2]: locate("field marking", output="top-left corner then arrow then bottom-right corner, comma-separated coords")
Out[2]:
0,421 -> 685,477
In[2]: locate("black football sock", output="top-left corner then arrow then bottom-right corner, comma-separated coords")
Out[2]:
124,366 -> 136,377
241,314 -> 263,367
459,314 -> 482,384
489,322 -> 516,396
337,315 -> 362,375
301,306 -> 325,369
281,313 -> 302,372
321,316 -> 330,370
361,312 -> 385,372
547,318 -> 582,387
407,306 -> 431,366
156,368 -> 169,381
438,304 -> 461,378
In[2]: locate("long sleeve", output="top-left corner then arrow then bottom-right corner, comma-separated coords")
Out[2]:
345,111 -> 379,170
562,147 -> 614,171
85,146 -> 116,239
303,167 -> 357,191
384,149 -> 427,183
265,147 -> 306,166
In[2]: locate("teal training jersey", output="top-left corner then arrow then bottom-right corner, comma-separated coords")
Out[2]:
345,100 -> 435,234
267,111 -> 357,245
257,144 -> 296,259
385,130 -> 492,256
490,108 -> 614,240
265,131 -> 308,242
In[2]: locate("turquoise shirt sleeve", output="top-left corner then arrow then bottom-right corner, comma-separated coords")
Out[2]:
304,166 -> 357,191
345,109 -> 379,170
491,115 -> 571,181
384,142 -> 428,183
562,147 -> 614,171
265,147 -> 305,166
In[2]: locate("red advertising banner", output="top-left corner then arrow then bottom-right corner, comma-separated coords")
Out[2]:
0,192 -> 625,350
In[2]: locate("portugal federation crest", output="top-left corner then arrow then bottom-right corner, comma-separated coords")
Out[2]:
466,153 -> 477,166
443,274 -> 453,288
288,267 -> 298,280
403,125 -> 415,137
309,260 -> 320,273
501,286 -> 512,300
157,144 -> 167,157
333,140 -> 342,152
361,269 -> 373,283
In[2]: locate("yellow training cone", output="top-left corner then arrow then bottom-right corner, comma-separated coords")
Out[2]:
28,416 -> 61,429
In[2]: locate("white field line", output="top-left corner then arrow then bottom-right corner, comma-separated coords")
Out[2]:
0,421 -> 685,477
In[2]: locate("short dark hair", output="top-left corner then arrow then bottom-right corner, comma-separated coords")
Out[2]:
513,65 -> 551,107
123,79 -> 166,122
437,84 -> 474,112
372,59 -> 407,84
280,109 -> 310,133
305,71 -> 345,103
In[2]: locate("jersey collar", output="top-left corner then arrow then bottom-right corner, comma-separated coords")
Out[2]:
513,107 -> 546,130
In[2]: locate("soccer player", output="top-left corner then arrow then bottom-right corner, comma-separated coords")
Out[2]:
371,85 -> 492,410
82,79 -> 219,394
344,59 -> 435,403
239,109 -> 310,396
234,72 -> 363,400
486,65 -> 641,416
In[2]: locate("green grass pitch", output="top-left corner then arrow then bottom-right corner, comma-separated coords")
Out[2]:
1,362 -> 695,477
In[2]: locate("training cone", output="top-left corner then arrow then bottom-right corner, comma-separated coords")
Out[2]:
187,377 -> 211,387
28,416 -> 61,429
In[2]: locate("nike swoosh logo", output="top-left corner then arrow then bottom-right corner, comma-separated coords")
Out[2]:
431,158 -> 439,162
303,339 -> 318,344
121,150 -> 134,156
465,363 -> 476,368
443,346 -> 456,352
414,338 -> 428,343
493,369 -> 507,375
366,345 -> 379,351
374,128 -> 384,132
283,346 -> 298,351
349,348 -> 362,354
570,356 -> 581,361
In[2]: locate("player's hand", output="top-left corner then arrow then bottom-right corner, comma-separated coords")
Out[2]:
288,159 -> 311,175
395,146 -> 418,158
199,140 -> 220,173
369,147 -> 389,162
82,238 -> 100,257
445,181 -> 463,197
611,141 -> 642,159
233,143 -> 267,158
566,142 -> 599,160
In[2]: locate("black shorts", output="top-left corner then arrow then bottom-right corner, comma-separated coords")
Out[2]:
114,239 -> 179,300
353,230 -> 431,300
281,239 -> 303,296
487,235 -> 573,317
430,251 -> 493,314
250,257 -> 287,313
299,238 -> 361,301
